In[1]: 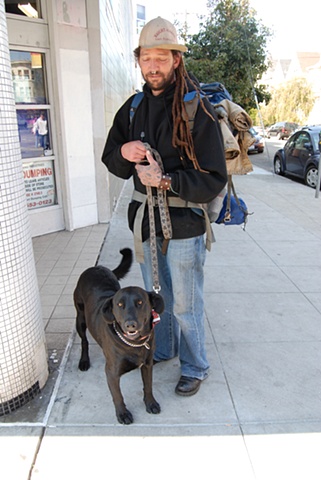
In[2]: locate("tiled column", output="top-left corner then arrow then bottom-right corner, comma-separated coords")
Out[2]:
0,1 -> 48,415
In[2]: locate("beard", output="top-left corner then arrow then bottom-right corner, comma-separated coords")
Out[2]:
143,66 -> 176,92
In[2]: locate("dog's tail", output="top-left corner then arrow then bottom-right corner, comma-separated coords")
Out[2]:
112,248 -> 133,280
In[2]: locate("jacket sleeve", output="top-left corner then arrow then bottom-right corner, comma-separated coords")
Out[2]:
101,96 -> 136,179
172,101 -> 228,204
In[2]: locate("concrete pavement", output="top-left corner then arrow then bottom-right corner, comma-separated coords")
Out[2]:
1,167 -> 321,479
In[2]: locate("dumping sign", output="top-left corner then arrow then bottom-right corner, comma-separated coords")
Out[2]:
23,160 -> 56,210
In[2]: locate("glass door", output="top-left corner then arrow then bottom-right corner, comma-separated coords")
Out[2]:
11,50 -> 57,210
9,46 -> 64,235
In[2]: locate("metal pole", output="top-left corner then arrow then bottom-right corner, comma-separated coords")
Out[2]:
315,131 -> 321,198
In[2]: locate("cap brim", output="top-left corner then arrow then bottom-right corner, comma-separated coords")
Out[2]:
140,43 -> 187,52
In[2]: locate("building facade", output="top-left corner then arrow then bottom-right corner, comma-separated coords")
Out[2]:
4,0 -> 138,237
262,51 -> 321,125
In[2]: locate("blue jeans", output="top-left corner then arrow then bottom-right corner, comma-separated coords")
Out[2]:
140,235 -> 209,380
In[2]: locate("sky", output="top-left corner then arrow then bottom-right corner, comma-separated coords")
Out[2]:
144,0 -> 320,59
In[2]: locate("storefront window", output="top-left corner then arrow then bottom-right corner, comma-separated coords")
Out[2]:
11,51 -> 47,104
5,1 -> 41,18
16,108 -> 52,159
10,49 -> 57,210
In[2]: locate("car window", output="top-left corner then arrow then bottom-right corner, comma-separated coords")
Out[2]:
286,135 -> 297,149
295,132 -> 310,150
311,132 -> 320,151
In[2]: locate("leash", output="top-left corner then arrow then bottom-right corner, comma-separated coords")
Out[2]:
143,143 -> 172,294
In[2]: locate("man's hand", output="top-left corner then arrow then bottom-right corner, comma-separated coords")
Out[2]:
121,141 -> 147,163
135,150 -> 162,187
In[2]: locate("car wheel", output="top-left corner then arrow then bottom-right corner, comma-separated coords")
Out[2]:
274,157 -> 284,175
305,166 -> 319,188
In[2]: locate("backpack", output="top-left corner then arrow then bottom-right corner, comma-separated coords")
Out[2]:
129,83 -> 232,128
129,90 -> 200,131
129,87 -> 249,228
200,82 -> 232,105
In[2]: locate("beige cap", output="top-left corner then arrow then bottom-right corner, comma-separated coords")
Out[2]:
138,17 -> 187,52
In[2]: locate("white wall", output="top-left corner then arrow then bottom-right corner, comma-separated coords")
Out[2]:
59,48 -> 98,228
48,0 -> 98,230
100,0 -> 137,213
50,0 -> 137,228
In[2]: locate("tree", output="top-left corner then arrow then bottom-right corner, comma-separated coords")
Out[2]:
260,77 -> 316,125
183,0 -> 272,110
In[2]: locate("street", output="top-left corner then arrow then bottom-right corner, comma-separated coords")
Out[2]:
249,136 -> 316,189
248,137 -> 286,173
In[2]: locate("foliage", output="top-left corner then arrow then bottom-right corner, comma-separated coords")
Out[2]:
259,77 -> 316,125
183,0 -> 272,110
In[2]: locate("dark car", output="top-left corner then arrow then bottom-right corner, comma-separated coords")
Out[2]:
273,125 -> 320,188
267,121 -> 298,140
248,127 -> 264,154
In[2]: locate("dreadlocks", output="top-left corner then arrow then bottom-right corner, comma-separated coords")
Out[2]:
171,52 -> 214,172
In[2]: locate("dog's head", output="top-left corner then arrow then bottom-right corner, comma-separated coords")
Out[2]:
102,286 -> 164,340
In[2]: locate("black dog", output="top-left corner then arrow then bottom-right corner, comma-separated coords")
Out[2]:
73,248 -> 164,425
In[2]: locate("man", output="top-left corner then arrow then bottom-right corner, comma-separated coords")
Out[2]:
102,17 -> 227,396
33,113 -> 48,150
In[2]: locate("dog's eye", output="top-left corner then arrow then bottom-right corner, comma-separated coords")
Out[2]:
117,302 -> 123,308
137,299 -> 143,306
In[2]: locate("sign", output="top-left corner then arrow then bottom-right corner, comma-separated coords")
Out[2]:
23,160 -> 56,210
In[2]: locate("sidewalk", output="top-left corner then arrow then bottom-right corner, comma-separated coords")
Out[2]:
1,168 -> 321,479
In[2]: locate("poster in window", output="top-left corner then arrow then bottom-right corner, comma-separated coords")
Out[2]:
23,160 -> 57,210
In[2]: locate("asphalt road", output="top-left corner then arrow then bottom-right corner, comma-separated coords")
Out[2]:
249,136 -> 321,193
248,137 -> 286,173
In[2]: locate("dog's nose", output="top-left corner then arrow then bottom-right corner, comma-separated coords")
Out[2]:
125,320 -> 138,332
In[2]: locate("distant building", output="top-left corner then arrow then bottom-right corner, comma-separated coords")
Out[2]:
306,58 -> 321,124
261,52 -> 321,124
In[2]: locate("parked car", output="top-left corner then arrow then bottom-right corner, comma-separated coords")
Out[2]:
253,125 -> 266,137
267,121 -> 298,140
273,125 -> 321,188
248,126 -> 264,154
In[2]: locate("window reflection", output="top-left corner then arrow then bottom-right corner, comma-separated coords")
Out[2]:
5,1 -> 41,18
17,109 -> 52,159
10,47 -> 57,209
11,51 -> 47,104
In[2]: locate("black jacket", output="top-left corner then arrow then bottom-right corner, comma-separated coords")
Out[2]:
102,82 -> 227,241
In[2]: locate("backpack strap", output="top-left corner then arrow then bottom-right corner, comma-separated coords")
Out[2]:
129,91 -> 144,124
131,190 -> 214,262
224,175 -> 249,226
183,91 -> 202,132
128,90 -> 215,262
130,90 -> 201,130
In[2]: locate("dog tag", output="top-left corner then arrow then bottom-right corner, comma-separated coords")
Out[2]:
151,309 -> 161,326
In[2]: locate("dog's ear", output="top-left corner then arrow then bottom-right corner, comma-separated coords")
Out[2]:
101,297 -> 115,324
148,292 -> 165,314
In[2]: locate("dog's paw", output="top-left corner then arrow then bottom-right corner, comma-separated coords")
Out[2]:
117,409 -> 134,425
78,359 -> 90,371
145,399 -> 161,415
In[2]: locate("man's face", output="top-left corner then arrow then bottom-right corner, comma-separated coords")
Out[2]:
138,48 -> 181,95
